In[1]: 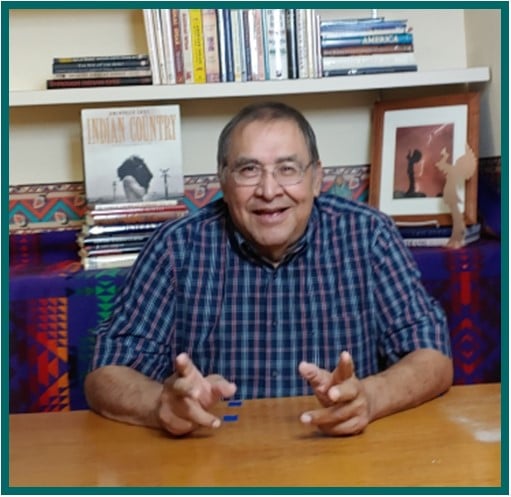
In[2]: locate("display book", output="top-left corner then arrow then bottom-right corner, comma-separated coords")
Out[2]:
46,54 -> 153,89
319,16 -> 418,77
397,223 -> 481,247
79,103 -> 187,270
142,8 -> 320,84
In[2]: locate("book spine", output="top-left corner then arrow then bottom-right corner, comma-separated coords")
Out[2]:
78,232 -> 153,246
189,9 -> 207,83
322,65 -> 417,77
221,8 -> 235,82
153,9 -> 170,84
321,32 -> 414,49
305,9 -> 316,78
52,60 -> 150,72
247,9 -> 265,81
202,9 -> 221,82
90,199 -> 180,211
399,224 -> 481,238
320,18 -> 407,31
53,69 -> 152,79
86,222 -> 163,236
216,9 -> 228,82
88,204 -> 186,216
322,52 -> 416,70
230,9 -> 244,82
47,76 -> 153,89
160,8 -> 176,85
53,54 -> 149,64
82,253 -> 139,270
295,9 -> 308,78
179,9 -> 194,83
403,232 -> 480,247
80,244 -> 144,257
285,9 -> 299,79
87,209 -> 188,225
242,10 -> 252,81
320,26 -> 408,39
171,9 -> 185,84
142,9 -> 161,85
264,9 -> 288,80
322,43 -> 413,57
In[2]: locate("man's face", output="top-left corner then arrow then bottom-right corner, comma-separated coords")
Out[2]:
221,119 -> 323,263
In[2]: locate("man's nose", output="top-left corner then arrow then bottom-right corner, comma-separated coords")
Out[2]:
254,169 -> 283,198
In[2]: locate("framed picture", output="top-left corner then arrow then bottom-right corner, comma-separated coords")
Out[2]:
369,93 -> 480,225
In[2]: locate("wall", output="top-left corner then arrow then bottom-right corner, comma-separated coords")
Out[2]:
8,8 -> 501,186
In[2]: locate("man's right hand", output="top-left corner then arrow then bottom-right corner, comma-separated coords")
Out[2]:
157,352 -> 237,436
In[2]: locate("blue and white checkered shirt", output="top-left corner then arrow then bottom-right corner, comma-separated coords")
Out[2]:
90,194 -> 451,399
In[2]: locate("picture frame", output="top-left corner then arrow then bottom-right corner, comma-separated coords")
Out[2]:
369,92 -> 480,225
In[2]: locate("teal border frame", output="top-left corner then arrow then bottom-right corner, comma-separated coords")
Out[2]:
2,1 -> 508,495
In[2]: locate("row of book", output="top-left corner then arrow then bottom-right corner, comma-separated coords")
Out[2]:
79,200 -> 189,270
47,54 -> 153,89
143,8 -> 321,84
320,16 -> 418,77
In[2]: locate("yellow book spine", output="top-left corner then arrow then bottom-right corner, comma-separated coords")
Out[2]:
189,9 -> 206,83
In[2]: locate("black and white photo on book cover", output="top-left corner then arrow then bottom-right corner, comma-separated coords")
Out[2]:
81,104 -> 183,206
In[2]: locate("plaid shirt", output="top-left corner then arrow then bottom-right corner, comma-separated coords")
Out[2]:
90,194 -> 451,399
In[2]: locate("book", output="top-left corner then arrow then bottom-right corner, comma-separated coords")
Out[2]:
218,9 -> 235,82
246,9 -> 265,81
323,65 -> 417,77
285,9 -> 299,79
86,206 -> 188,225
403,230 -> 481,247
159,8 -> 176,85
230,9 -> 246,82
171,9 -> 185,84
79,243 -> 145,257
179,9 -> 194,83
142,9 -> 160,85
52,69 -> 152,79
202,9 -> 221,82
47,76 -> 153,89
322,43 -> 414,57
321,32 -> 413,49
78,230 -> 155,246
82,252 -> 139,270
189,9 -> 207,83
399,223 -> 481,239
320,17 -> 406,31
263,9 -> 288,80
80,104 -> 183,207
322,52 -> 417,71
53,54 -> 150,64
319,19 -> 409,39
82,222 -> 163,236
52,60 -> 150,72
88,198 -> 180,211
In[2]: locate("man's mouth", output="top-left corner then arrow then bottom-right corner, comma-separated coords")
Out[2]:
252,207 -> 289,222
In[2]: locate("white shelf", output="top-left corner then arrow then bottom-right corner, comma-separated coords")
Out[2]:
10,67 -> 490,107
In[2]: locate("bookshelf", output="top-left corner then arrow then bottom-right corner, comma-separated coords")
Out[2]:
10,67 -> 490,107
8,8 -> 499,184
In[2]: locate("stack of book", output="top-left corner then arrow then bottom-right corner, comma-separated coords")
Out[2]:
320,16 -> 417,77
398,223 -> 481,247
46,54 -> 153,89
142,8 -> 322,85
79,103 -> 186,270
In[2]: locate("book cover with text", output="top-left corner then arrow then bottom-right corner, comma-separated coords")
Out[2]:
81,104 -> 183,206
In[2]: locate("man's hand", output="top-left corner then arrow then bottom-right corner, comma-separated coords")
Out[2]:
157,353 -> 237,436
298,351 -> 372,436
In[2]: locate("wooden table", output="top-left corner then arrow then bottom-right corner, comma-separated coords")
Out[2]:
9,384 -> 501,488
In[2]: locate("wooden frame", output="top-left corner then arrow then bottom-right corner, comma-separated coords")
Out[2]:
369,93 -> 480,225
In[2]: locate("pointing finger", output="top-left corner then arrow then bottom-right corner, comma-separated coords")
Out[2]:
332,351 -> 354,383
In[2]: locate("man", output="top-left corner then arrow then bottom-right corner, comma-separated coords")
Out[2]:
85,102 -> 453,437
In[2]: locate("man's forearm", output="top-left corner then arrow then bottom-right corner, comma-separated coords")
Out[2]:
84,365 -> 164,429
362,348 -> 453,422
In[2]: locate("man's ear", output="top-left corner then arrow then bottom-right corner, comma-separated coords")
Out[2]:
313,161 -> 323,196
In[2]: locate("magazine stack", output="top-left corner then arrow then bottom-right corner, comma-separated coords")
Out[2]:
79,103 -> 187,270
320,15 -> 417,77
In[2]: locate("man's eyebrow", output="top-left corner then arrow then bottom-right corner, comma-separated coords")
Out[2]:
232,155 -> 299,167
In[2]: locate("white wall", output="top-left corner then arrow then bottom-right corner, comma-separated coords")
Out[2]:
9,8 -> 501,185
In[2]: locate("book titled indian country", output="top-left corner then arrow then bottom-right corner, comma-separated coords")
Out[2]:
80,104 -> 184,207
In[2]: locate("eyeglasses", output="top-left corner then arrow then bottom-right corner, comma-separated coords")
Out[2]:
228,160 -> 315,187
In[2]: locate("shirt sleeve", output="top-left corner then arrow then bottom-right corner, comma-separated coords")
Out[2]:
88,228 -> 177,382
370,214 -> 452,368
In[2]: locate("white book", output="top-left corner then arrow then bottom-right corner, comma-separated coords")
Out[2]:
82,252 -> 139,270
322,51 -> 417,70
179,9 -> 194,83
142,9 -> 160,85
230,9 -> 244,82
403,231 -> 480,247
263,9 -> 288,80
160,8 -> 176,85
81,104 -> 184,207
295,9 -> 308,78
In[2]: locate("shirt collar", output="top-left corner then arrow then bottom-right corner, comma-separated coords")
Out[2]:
224,200 -> 319,268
